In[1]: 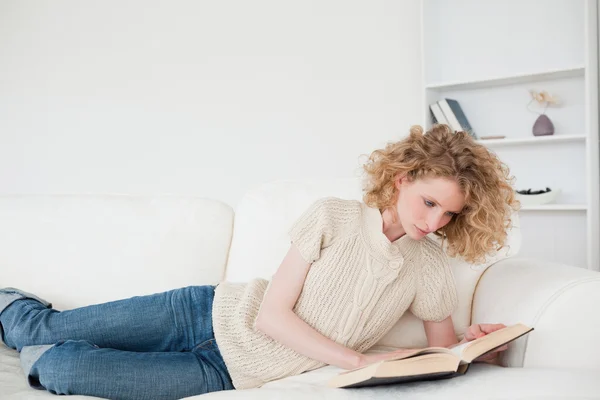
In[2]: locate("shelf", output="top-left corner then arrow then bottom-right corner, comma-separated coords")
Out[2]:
477,134 -> 587,147
520,204 -> 587,211
425,66 -> 585,91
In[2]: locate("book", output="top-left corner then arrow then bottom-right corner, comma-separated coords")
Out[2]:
429,102 -> 449,126
438,98 -> 478,139
436,99 -> 463,133
446,98 -> 477,139
328,323 -> 533,389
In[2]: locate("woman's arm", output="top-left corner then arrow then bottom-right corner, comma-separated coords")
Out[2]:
423,317 -> 508,363
255,244 -> 409,370
255,245 -> 362,370
423,316 -> 462,348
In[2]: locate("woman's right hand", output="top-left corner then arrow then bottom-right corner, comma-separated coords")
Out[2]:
356,348 -> 421,369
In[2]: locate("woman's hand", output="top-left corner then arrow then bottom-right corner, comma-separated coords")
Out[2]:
356,323 -> 510,369
357,348 -> 421,369
464,323 -> 509,364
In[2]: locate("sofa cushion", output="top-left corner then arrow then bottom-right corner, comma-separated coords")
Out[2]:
199,363 -> 600,399
0,195 -> 233,310
226,180 -> 521,348
4,342 -> 598,399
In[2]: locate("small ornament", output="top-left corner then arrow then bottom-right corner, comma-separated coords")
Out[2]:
527,90 -> 560,137
532,114 -> 554,136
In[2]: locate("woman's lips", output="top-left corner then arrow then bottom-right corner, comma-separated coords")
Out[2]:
415,226 -> 428,235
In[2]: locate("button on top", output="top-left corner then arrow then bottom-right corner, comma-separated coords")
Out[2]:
390,246 -> 399,255
389,261 -> 401,269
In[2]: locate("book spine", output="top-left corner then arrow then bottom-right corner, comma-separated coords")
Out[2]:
446,98 -> 477,139
429,103 -> 449,126
437,99 -> 463,133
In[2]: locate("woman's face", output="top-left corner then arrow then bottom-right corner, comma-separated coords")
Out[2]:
395,176 -> 466,240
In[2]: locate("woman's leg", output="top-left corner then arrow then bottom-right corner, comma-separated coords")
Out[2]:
0,286 -> 216,352
24,339 -> 234,400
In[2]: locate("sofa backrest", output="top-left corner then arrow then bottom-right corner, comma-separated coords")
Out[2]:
226,179 -> 522,348
226,178 -> 364,282
0,195 -> 233,310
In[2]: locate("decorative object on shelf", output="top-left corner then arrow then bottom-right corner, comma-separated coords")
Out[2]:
479,135 -> 506,140
515,187 -> 561,206
527,90 -> 560,136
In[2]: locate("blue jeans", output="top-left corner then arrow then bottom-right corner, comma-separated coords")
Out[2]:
0,285 -> 234,400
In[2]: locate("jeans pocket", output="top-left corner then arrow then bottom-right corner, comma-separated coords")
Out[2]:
191,338 -> 233,390
193,338 -> 217,353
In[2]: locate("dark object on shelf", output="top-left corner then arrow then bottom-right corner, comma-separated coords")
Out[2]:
532,114 -> 555,136
516,187 -> 552,195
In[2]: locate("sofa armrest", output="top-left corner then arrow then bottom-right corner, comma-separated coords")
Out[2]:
471,257 -> 600,369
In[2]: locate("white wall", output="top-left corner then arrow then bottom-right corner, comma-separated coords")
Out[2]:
0,0 -> 422,207
423,0 -> 584,84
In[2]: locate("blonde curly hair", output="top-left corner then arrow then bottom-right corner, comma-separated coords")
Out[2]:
362,124 -> 520,264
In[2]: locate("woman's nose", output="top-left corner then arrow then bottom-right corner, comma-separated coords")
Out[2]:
427,213 -> 445,232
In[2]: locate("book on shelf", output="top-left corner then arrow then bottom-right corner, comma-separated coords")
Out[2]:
436,98 -> 478,139
328,323 -> 533,389
429,102 -> 449,126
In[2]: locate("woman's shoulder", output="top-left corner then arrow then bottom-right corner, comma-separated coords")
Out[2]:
305,196 -> 363,216
291,197 -> 363,235
416,236 -> 451,268
412,237 -> 458,310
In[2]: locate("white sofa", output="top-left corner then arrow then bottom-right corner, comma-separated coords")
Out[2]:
1,179 -> 599,400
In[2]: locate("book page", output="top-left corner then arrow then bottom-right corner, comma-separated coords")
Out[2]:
459,323 -> 533,363
449,341 -> 471,361
344,347 -> 455,373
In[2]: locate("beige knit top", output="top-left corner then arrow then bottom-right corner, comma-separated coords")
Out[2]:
212,197 -> 458,389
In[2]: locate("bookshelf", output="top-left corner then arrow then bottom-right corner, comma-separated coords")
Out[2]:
521,204 -> 588,212
477,134 -> 587,147
421,0 -> 599,270
425,66 -> 585,90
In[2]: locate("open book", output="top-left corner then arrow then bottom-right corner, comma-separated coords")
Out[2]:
328,323 -> 533,389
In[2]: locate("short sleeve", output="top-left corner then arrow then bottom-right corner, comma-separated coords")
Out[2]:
409,242 -> 458,322
288,198 -> 338,264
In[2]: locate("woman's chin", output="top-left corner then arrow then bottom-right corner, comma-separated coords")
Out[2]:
410,226 -> 428,240
407,232 -> 423,240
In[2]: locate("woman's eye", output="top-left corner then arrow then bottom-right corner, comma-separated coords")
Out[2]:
424,200 -> 434,207
446,211 -> 457,217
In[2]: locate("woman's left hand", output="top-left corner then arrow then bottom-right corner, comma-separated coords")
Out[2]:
464,323 -> 508,364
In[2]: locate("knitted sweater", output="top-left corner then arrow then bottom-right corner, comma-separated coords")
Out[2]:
212,197 -> 458,390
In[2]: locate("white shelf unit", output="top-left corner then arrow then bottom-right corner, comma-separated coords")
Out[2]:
521,204 -> 588,211
426,66 -> 586,90
421,0 -> 599,270
477,134 -> 587,147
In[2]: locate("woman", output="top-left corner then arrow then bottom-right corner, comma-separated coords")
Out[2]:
0,124 -> 519,400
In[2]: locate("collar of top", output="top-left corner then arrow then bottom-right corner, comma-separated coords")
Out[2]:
360,203 -> 422,264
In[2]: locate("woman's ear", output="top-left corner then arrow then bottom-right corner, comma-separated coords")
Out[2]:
395,175 -> 406,190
